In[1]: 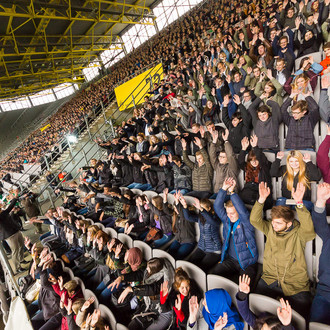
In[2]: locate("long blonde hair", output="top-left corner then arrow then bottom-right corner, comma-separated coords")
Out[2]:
284,150 -> 310,192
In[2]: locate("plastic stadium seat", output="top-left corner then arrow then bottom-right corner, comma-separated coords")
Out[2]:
197,318 -> 209,330
95,222 -> 105,231
130,189 -> 142,195
320,120 -> 328,142
159,193 -> 176,205
152,249 -> 176,269
176,260 -> 207,292
117,324 -> 129,330
295,52 -> 322,71
73,276 -> 85,293
133,240 -> 152,260
207,275 -> 239,307
305,240 -> 314,281
99,304 -> 117,330
188,155 -> 196,163
63,267 -> 74,280
255,228 -> 265,264
84,289 -> 99,308
143,190 -> 158,200
315,234 -> 323,282
309,322 -> 330,330
184,196 -> 198,206
249,293 -> 306,330
118,233 -> 134,248
104,227 -> 118,239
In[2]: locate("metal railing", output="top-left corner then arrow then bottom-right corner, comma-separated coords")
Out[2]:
37,62 -> 163,208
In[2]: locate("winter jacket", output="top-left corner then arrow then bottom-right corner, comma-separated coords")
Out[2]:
270,158 -> 322,201
35,267 -> 61,320
209,141 -> 240,194
312,206 -> 330,302
183,148 -> 213,192
214,189 -> 258,270
163,202 -> 195,244
170,163 -> 192,191
222,104 -> 252,154
249,98 -> 282,150
148,203 -> 172,235
21,194 -> 40,218
281,96 -> 320,150
0,198 -> 20,240
183,207 -> 222,253
317,135 -> 330,205
250,201 -> 315,296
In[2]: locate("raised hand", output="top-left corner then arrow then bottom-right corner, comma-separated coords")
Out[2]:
303,153 -> 311,162
222,129 -> 229,142
175,294 -> 182,310
91,309 -> 101,327
58,276 -> 64,291
115,243 -> 123,257
188,296 -> 199,324
161,280 -> 169,297
250,135 -> 258,148
66,298 -> 73,315
211,129 -> 219,144
194,137 -> 203,149
48,273 -> 58,285
277,298 -> 292,326
258,182 -> 271,204
223,94 -> 230,107
276,151 -> 284,160
118,286 -> 133,304
192,198 -> 201,211
214,313 -> 228,330
241,137 -> 250,151
233,94 -> 241,105
81,297 -> 95,311
316,183 -> 330,207
239,274 -> 251,294
228,179 -> 236,193
222,177 -> 234,191
291,182 -> 305,204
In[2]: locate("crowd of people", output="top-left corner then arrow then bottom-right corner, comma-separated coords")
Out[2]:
0,0 -> 330,328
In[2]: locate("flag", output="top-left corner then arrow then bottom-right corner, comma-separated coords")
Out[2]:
40,124 -> 51,132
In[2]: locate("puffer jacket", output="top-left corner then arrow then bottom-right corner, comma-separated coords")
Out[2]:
171,163 -> 192,191
182,148 -> 213,192
183,207 -> 222,253
214,189 -> 258,270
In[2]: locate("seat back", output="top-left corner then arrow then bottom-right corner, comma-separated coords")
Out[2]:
152,249 -> 176,269
83,289 -> 99,308
249,293 -> 306,330
133,240 -> 152,260
99,304 -> 117,330
118,233 -> 134,248
176,260 -> 207,292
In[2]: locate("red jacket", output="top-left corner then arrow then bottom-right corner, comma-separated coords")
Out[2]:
52,283 -> 84,330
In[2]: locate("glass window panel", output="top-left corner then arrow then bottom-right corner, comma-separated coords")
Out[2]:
0,96 -> 31,111
53,83 -> 75,99
30,89 -> 56,106
82,60 -> 100,81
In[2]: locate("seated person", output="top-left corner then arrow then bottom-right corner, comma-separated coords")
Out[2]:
250,182 -> 316,316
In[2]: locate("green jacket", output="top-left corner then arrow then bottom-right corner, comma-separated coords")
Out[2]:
250,201 -> 315,296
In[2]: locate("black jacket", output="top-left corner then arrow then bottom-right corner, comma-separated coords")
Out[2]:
0,198 -> 20,240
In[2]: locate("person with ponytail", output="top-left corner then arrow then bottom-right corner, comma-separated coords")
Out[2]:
270,150 -> 321,211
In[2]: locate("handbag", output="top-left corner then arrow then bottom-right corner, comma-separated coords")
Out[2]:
145,227 -> 163,242
115,218 -> 129,228
25,280 -> 41,303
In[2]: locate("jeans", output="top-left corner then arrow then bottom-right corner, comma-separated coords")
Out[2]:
167,240 -> 195,260
169,189 -> 189,195
127,183 -> 153,191
27,300 -> 39,318
188,248 -> 220,272
39,312 -> 62,330
150,234 -> 173,248
128,311 -> 172,330
98,282 -> 123,306
310,293 -> 330,325
276,197 -> 313,212
102,216 -> 117,228
39,231 -> 52,241
211,257 -> 258,287
256,278 -> 312,318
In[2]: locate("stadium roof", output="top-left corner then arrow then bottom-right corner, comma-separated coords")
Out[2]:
0,0 -> 158,99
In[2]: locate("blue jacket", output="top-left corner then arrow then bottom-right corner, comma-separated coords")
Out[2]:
312,206 -> 330,302
183,207 -> 222,253
214,189 -> 258,270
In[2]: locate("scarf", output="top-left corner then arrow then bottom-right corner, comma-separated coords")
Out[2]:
127,247 -> 143,271
202,289 -> 243,330
245,163 -> 260,184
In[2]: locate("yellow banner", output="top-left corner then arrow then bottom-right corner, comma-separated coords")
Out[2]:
40,124 -> 51,132
115,63 -> 163,111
